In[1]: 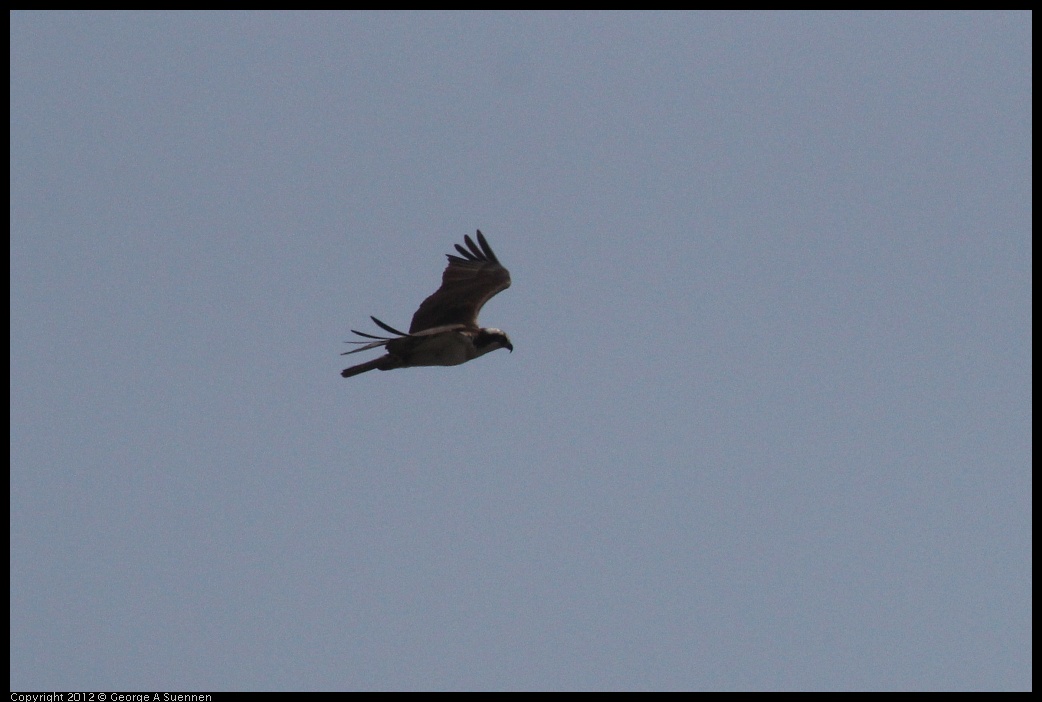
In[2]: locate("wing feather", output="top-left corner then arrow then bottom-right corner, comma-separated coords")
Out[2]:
369,316 -> 410,337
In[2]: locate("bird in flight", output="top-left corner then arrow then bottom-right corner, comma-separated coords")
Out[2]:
341,230 -> 513,378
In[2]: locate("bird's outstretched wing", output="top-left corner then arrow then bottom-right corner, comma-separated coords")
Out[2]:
408,230 -> 511,333
342,316 -> 468,355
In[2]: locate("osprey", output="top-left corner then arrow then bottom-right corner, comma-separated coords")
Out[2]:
341,230 -> 513,378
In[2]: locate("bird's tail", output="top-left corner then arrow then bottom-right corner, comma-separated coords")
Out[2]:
341,317 -> 409,378
341,356 -> 389,378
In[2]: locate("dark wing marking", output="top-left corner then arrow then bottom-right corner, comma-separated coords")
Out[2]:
369,316 -> 410,337
350,317 -> 408,340
349,330 -> 390,341
342,316 -> 410,355
409,230 -> 511,333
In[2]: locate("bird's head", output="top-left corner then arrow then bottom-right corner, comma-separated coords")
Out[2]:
474,328 -> 513,355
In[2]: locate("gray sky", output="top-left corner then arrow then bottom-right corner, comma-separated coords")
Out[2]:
10,11 -> 1031,691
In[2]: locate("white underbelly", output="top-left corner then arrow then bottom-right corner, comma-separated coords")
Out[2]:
406,333 -> 473,366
